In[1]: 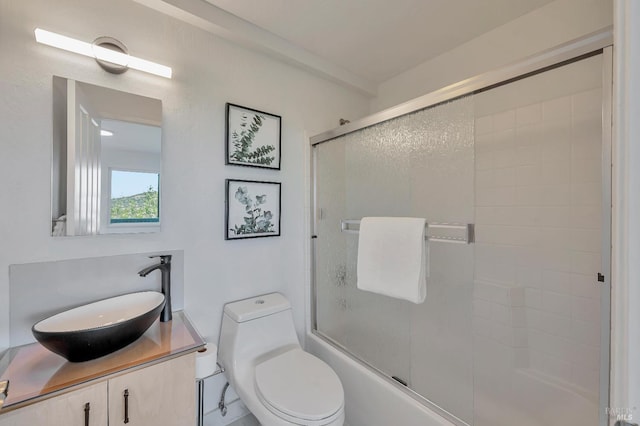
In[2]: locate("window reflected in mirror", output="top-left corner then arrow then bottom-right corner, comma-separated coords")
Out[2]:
110,170 -> 160,224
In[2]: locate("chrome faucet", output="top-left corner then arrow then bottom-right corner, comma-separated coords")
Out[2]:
0,380 -> 9,410
138,255 -> 172,322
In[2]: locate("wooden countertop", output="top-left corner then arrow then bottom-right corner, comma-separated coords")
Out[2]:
0,311 -> 204,412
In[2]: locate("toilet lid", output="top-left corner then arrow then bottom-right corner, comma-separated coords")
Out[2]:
254,349 -> 344,421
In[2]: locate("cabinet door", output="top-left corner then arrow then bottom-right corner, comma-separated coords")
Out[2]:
0,381 -> 107,426
108,354 -> 195,426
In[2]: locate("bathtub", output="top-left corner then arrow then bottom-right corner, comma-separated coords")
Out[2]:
307,333 -> 455,426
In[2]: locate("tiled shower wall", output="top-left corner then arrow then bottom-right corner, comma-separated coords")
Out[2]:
472,54 -> 603,419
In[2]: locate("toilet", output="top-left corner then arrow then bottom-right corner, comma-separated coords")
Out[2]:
218,293 -> 345,426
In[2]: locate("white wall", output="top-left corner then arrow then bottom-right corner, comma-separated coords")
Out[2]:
0,0 -> 369,355
370,0 -> 613,113
611,1 -> 640,424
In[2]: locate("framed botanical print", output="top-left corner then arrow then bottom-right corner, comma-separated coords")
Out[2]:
225,179 -> 281,240
225,103 -> 281,170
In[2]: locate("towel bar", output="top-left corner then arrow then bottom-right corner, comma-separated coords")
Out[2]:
340,219 -> 474,244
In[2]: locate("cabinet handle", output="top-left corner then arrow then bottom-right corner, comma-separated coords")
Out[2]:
124,389 -> 130,424
84,402 -> 90,426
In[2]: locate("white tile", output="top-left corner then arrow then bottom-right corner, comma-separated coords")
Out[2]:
494,148 -> 517,169
476,187 -> 516,207
571,204 -> 602,229
527,329 -> 547,352
540,184 -> 571,206
568,341 -> 600,370
572,89 -> 602,122
541,120 -> 572,148
571,364 -> 600,393
492,322 -> 513,346
526,307 -> 543,329
571,139 -> 601,161
516,206 -> 541,227
542,270 -> 573,294
572,156 -> 601,183
525,288 -> 542,309
513,348 -> 529,368
538,206 -> 571,228
511,307 -> 527,327
475,133 -> 495,152
476,206 -> 497,225
539,161 -> 571,185
515,186 -> 542,207
492,302 -> 512,324
493,110 -> 516,131
570,228 -> 601,253
493,129 -> 516,149
572,119 -> 601,148
492,260 -> 517,285
540,248 -> 572,272
513,327 -> 528,347
509,287 -> 525,307
494,167 -> 516,187
474,280 -> 498,302
473,316 -> 493,338
476,169 -> 494,189
475,116 -> 494,135
571,251 -> 600,275
539,311 -> 572,338
476,151 -> 494,170
516,123 -> 543,147
474,280 -> 511,305
572,318 -> 601,347
517,266 -> 542,288
517,103 -> 542,126
571,273 -> 600,299
510,227 -> 540,246
514,144 -> 541,166
539,352 -> 573,383
571,183 -> 601,206
543,96 -> 572,122
515,164 -> 540,186
572,296 -> 600,322
528,348 -> 546,371
475,261 -> 494,283
542,290 -> 572,316
497,207 -> 522,227
515,247 -> 544,268
538,228 -> 572,250
473,299 -> 493,319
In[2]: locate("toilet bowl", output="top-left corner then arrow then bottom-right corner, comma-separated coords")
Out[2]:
218,293 -> 344,426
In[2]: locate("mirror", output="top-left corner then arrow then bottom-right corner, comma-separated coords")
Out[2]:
52,77 -> 162,236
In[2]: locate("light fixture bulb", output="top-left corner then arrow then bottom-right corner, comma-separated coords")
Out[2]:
100,130 -> 114,137
34,28 -> 172,79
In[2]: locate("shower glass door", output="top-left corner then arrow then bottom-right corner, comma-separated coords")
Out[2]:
312,52 -> 608,426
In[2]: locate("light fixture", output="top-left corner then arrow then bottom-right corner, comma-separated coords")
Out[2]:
100,130 -> 114,137
34,28 -> 172,79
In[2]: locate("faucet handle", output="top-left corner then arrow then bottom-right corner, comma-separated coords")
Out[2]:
149,254 -> 172,264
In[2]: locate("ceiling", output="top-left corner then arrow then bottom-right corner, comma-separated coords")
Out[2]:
203,0 -> 555,84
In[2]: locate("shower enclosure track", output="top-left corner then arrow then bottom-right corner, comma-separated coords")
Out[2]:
310,28 -> 612,147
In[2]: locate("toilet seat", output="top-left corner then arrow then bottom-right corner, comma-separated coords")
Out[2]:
254,349 -> 344,424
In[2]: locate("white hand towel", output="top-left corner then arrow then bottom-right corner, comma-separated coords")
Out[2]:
356,217 -> 427,304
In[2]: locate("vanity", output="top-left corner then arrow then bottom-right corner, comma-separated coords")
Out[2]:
0,312 -> 204,426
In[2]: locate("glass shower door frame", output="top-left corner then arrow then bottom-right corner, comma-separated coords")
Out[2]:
309,31 -> 613,426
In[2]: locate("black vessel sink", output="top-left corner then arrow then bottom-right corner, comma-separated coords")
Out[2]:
32,291 -> 165,362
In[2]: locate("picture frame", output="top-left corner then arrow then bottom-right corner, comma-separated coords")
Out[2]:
225,103 -> 281,170
225,179 -> 281,240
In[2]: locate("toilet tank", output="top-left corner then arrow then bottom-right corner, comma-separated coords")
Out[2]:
218,293 -> 300,371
